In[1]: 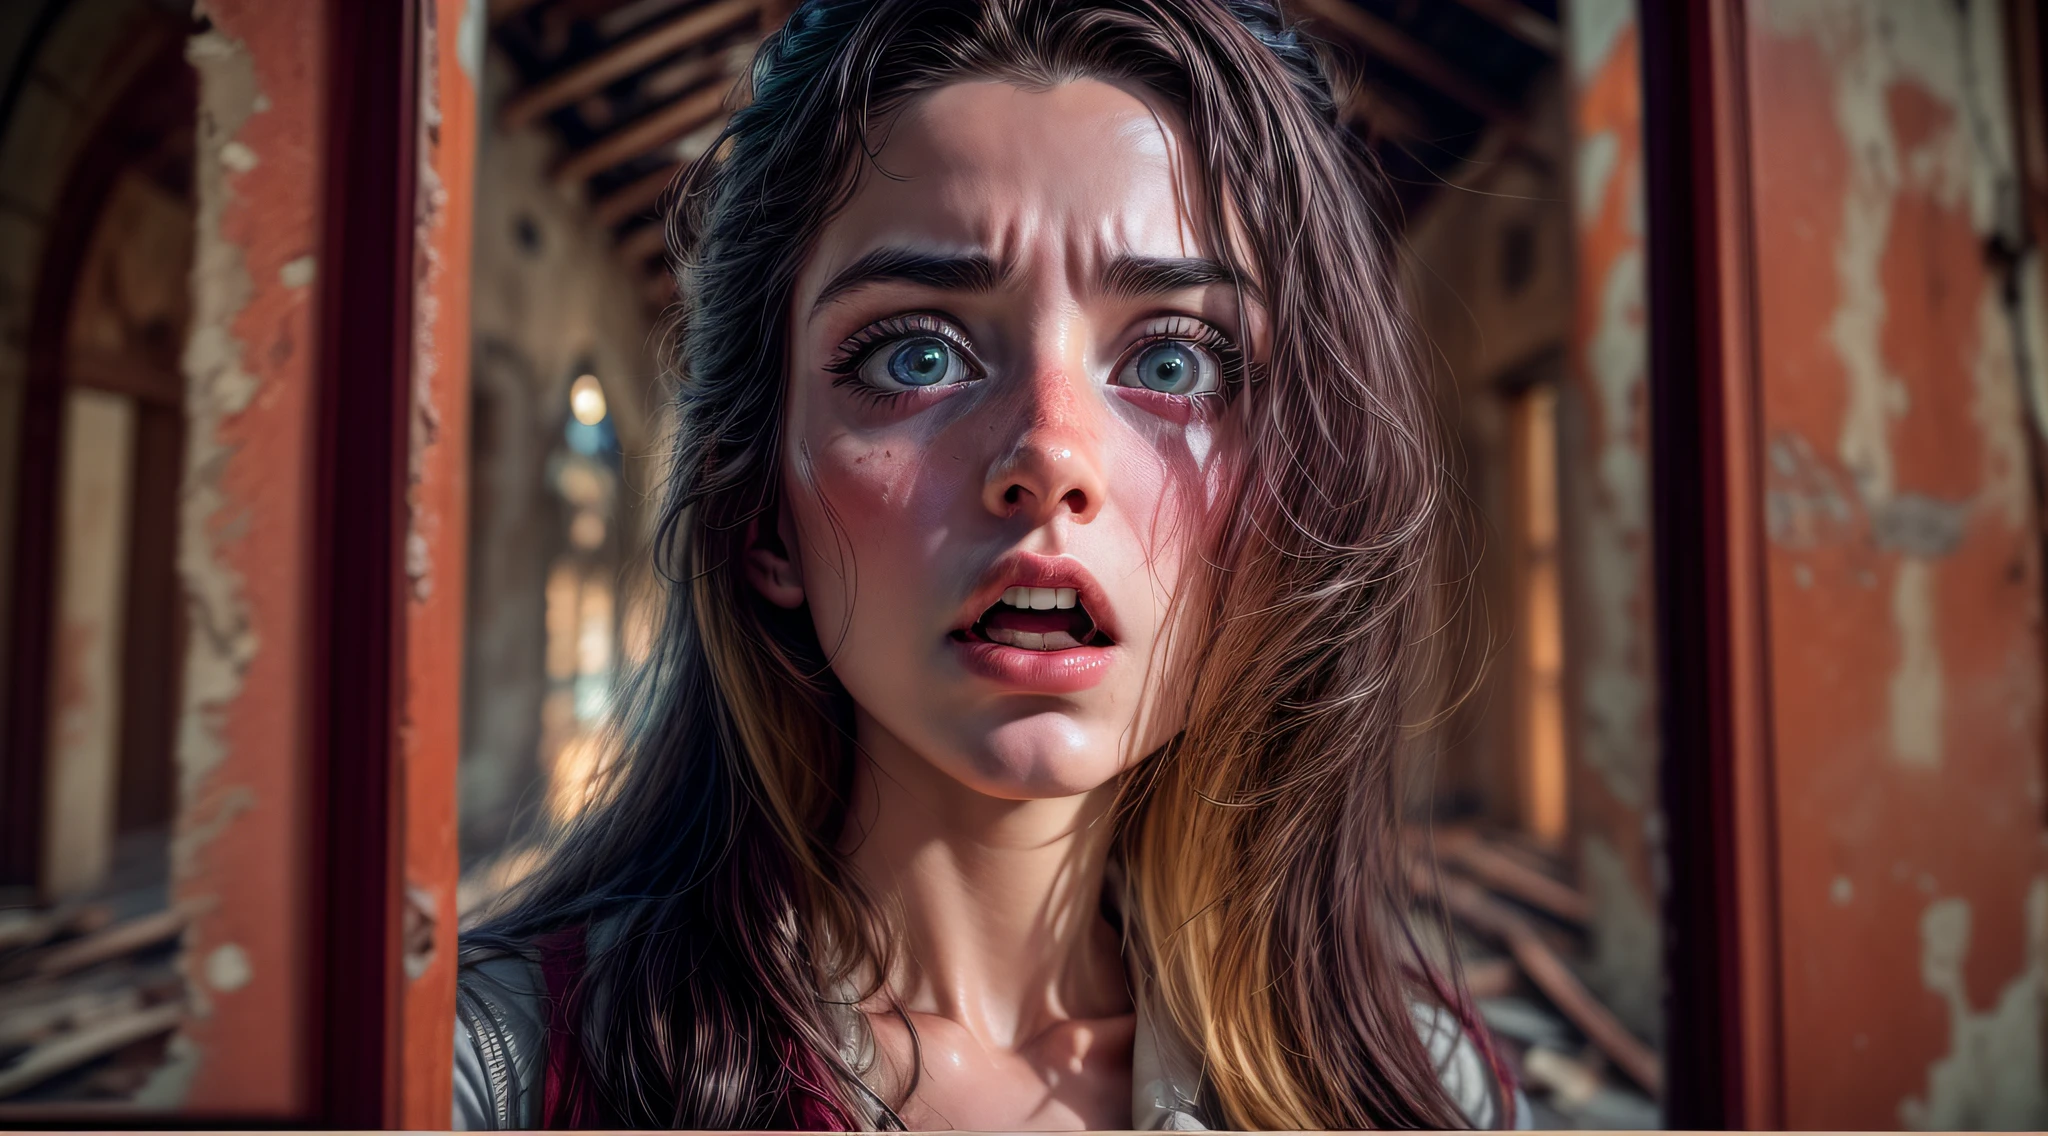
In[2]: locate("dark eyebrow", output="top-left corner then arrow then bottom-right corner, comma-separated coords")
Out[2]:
1099,254 -> 1240,299
810,248 -> 1009,314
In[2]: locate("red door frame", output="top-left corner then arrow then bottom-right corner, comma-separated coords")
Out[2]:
1641,0 -> 1784,1127
312,0 -> 418,1126
312,0 -> 471,1123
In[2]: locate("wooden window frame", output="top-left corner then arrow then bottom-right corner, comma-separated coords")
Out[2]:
1640,0 -> 1783,1127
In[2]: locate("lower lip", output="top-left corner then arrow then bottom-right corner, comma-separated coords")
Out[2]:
950,637 -> 1117,693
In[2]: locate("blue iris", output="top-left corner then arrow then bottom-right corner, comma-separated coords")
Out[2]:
888,338 -> 952,386
1135,342 -> 1200,393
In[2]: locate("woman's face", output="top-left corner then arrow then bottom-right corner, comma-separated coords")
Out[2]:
761,78 -> 1257,801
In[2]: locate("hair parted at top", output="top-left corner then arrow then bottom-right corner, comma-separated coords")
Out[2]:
467,1 -> 1499,1129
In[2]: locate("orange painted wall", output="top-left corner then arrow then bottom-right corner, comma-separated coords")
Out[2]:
171,0 -> 326,1115
397,0 -> 475,1127
167,0 -> 474,1120
1745,2 -> 2048,1127
1562,0 -> 1665,1052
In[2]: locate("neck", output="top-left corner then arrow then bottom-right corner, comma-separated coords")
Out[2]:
838,709 -> 1131,1049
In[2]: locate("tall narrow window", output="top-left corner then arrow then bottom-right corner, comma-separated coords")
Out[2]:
1510,382 -> 1567,848
540,372 -> 622,824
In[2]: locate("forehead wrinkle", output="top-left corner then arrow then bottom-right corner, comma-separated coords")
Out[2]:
1134,98 -> 1203,250
805,78 -> 1229,319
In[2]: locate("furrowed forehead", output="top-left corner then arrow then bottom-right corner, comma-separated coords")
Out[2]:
797,78 -> 1248,311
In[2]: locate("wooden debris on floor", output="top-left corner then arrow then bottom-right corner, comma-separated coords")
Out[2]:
1412,825 -> 1663,1130
0,904 -> 187,1105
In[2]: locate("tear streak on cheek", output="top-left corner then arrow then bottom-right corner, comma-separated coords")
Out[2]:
1105,420 -> 1238,550
1184,420 -> 1212,469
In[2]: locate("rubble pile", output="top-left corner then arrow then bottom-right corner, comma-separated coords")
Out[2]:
1414,826 -> 1663,1129
0,904 -> 186,1106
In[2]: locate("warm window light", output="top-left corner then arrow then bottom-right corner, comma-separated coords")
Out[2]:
569,509 -> 606,550
569,373 -> 608,425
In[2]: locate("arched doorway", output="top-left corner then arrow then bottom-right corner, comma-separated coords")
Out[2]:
2,7 -> 193,908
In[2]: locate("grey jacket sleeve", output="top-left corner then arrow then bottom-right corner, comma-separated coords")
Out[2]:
453,953 -> 548,1130
1413,1002 -> 1534,1129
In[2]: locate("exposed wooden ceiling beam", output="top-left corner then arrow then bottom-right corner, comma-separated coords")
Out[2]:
1447,0 -> 1561,56
638,40 -> 750,104
1293,0 -> 1516,125
617,219 -> 672,266
555,81 -> 729,183
489,0 -> 550,25
594,162 -> 685,228
1341,81 -> 1426,144
674,112 -> 731,161
643,271 -> 679,308
501,0 -> 759,129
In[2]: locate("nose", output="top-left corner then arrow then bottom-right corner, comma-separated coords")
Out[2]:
981,363 -> 1106,526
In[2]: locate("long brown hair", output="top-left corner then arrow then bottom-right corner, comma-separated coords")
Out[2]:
469,0 -> 1488,1128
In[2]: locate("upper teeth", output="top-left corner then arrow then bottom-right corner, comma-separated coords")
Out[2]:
1001,586 -> 1078,610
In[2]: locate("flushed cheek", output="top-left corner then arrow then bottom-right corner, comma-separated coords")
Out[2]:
788,429 -> 959,635
811,422 -> 910,499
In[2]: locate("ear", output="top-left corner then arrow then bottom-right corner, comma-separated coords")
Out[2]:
743,500 -> 805,609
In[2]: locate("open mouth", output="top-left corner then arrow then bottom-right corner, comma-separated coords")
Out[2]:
955,586 -> 1114,652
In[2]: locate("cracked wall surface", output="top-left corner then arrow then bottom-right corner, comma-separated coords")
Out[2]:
1563,0 -> 1663,1050
1748,0 -> 2048,1126
397,0 -> 478,1124
161,0 -> 326,1115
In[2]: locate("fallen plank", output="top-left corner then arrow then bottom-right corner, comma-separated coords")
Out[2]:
1521,1044 -> 1602,1106
0,911 -> 58,954
1504,926 -> 1661,1096
0,987 -> 141,1050
1483,830 -> 1575,879
1436,828 -> 1592,926
0,906 -> 111,954
1462,956 -> 1518,1000
22,908 -> 187,982
0,1002 -> 182,1100
1414,865 -> 1662,1096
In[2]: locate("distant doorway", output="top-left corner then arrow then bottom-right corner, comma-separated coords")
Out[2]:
0,11 -> 194,910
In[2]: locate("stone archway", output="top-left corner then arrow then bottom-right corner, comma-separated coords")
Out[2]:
0,0 -> 192,903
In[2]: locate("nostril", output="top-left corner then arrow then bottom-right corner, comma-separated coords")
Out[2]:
1061,488 -> 1088,514
1004,485 -> 1024,505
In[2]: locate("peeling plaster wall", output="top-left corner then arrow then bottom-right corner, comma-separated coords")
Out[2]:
156,0 -> 326,1114
397,0 -> 478,1124
1562,0 -> 1663,1049
1747,0 -> 2048,1126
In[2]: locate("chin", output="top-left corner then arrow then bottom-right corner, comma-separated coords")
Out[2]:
950,712 -> 1128,800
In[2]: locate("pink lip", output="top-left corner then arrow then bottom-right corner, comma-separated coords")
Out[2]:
950,639 -> 1117,693
947,552 -> 1121,694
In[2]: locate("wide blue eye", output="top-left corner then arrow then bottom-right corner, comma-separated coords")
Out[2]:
890,339 -> 950,385
860,335 -> 968,390
1122,341 -> 1217,395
